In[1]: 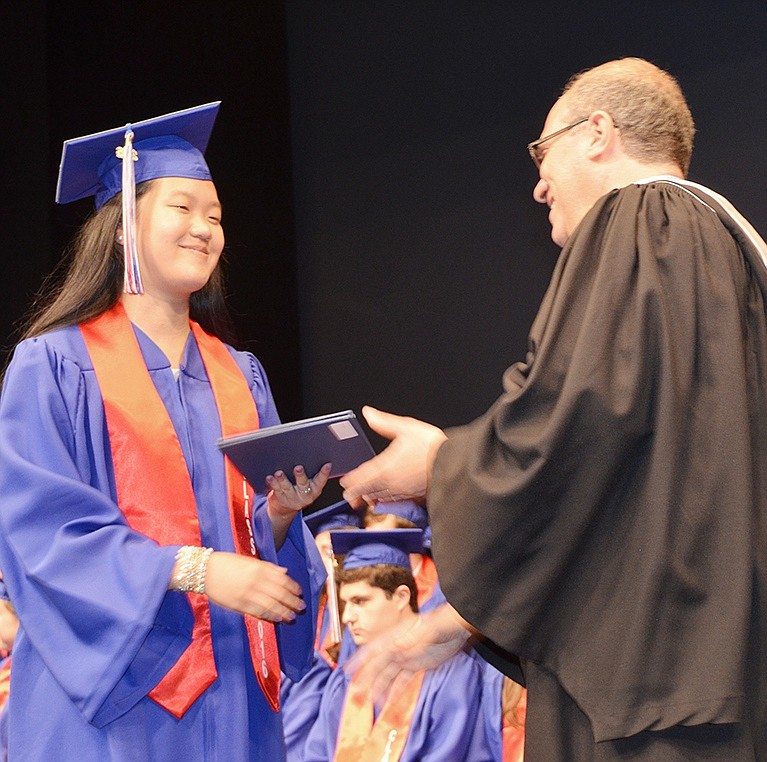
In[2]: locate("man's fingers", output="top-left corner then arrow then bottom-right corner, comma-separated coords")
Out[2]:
339,455 -> 388,500
361,405 -> 406,440
339,431 -> 408,499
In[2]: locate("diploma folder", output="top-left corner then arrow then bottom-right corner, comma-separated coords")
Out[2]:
217,410 -> 375,493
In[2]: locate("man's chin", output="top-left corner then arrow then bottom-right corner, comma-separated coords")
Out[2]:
551,225 -> 568,248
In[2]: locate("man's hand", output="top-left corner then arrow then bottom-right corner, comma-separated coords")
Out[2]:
340,406 -> 447,507
345,603 -> 474,703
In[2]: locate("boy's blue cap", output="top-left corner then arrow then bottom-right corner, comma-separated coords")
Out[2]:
371,500 -> 429,529
331,528 -> 423,571
304,500 -> 363,537
422,525 -> 432,555
55,101 -> 221,208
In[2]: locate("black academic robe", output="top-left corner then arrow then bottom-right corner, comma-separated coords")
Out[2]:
429,179 -> 767,760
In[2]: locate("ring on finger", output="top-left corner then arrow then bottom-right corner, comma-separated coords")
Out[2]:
297,484 -> 313,495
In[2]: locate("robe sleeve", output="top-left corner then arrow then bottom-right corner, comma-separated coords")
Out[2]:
275,517 -> 327,680
429,182 -> 767,740
236,350 -> 327,681
0,337 -> 191,727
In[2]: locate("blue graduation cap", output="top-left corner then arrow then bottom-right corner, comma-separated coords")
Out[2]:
330,528 -> 424,571
55,102 -> 221,294
370,500 -> 429,529
422,525 -> 432,555
56,102 -> 220,208
304,500 -> 363,537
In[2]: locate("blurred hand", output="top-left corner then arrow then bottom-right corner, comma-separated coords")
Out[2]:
340,406 -> 447,507
345,603 -> 474,703
204,551 -> 306,623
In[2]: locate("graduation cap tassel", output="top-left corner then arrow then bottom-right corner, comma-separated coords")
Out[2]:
325,548 -> 343,645
119,127 -> 144,295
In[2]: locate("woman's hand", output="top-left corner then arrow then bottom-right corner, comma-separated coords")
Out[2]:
204,551 -> 306,623
266,463 -> 331,548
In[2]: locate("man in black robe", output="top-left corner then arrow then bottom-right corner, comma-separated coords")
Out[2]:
340,58 -> 767,760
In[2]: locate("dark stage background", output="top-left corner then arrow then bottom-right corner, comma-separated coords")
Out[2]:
3,2 -> 766,504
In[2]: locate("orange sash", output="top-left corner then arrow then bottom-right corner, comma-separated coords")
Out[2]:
414,555 -> 438,609
80,303 -> 280,716
334,670 -> 426,762
502,689 -> 527,762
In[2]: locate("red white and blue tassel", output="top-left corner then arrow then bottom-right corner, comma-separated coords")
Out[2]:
118,126 -> 143,294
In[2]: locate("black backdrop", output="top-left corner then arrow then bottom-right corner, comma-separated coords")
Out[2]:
3,2 -> 766,497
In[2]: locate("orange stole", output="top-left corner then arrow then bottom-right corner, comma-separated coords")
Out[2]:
334,671 -> 426,762
414,555 -> 439,608
191,321 -> 281,710
502,689 -> 527,762
79,303 -> 280,716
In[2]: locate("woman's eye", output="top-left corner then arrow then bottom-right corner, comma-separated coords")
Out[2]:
171,205 -> 189,212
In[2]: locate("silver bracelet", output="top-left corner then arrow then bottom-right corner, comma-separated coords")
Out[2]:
170,546 -> 214,594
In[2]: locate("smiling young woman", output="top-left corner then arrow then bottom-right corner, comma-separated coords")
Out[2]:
0,103 -> 330,761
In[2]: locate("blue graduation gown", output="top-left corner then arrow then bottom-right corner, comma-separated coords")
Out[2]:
418,578 -> 446,614
477,657 -> 511,762
303,649 -> 493,761
0,324 -> 325,761
280,652 -> 333,761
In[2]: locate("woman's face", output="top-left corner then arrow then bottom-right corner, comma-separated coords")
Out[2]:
134,177 -> 224,303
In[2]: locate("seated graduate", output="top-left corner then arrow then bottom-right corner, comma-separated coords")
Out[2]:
280,501 -> 363,761
365,508 -> 525,760
0,103 -> 327,760
0,577 -> 17,712
303,529 -> 492,761
303,500 -> 363,667
0,602 -> 16,713
364,502 -> 446,613
0,578 -> 17,762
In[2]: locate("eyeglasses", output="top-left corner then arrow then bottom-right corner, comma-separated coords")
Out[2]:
527,117 -> 589,169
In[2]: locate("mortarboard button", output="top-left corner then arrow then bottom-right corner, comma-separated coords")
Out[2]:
56,101 -> 221,208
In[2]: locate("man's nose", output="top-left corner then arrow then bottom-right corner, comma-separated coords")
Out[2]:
533,177 -> 549,205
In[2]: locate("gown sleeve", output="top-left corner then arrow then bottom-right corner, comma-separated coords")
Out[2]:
0,336 -> 190,727
237,350 -> 327,681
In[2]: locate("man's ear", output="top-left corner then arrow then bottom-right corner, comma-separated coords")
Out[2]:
586,110 -> 620,161
393,584 -> 412,610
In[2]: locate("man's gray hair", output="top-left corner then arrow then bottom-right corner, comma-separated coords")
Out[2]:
562,58 -> 695,176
